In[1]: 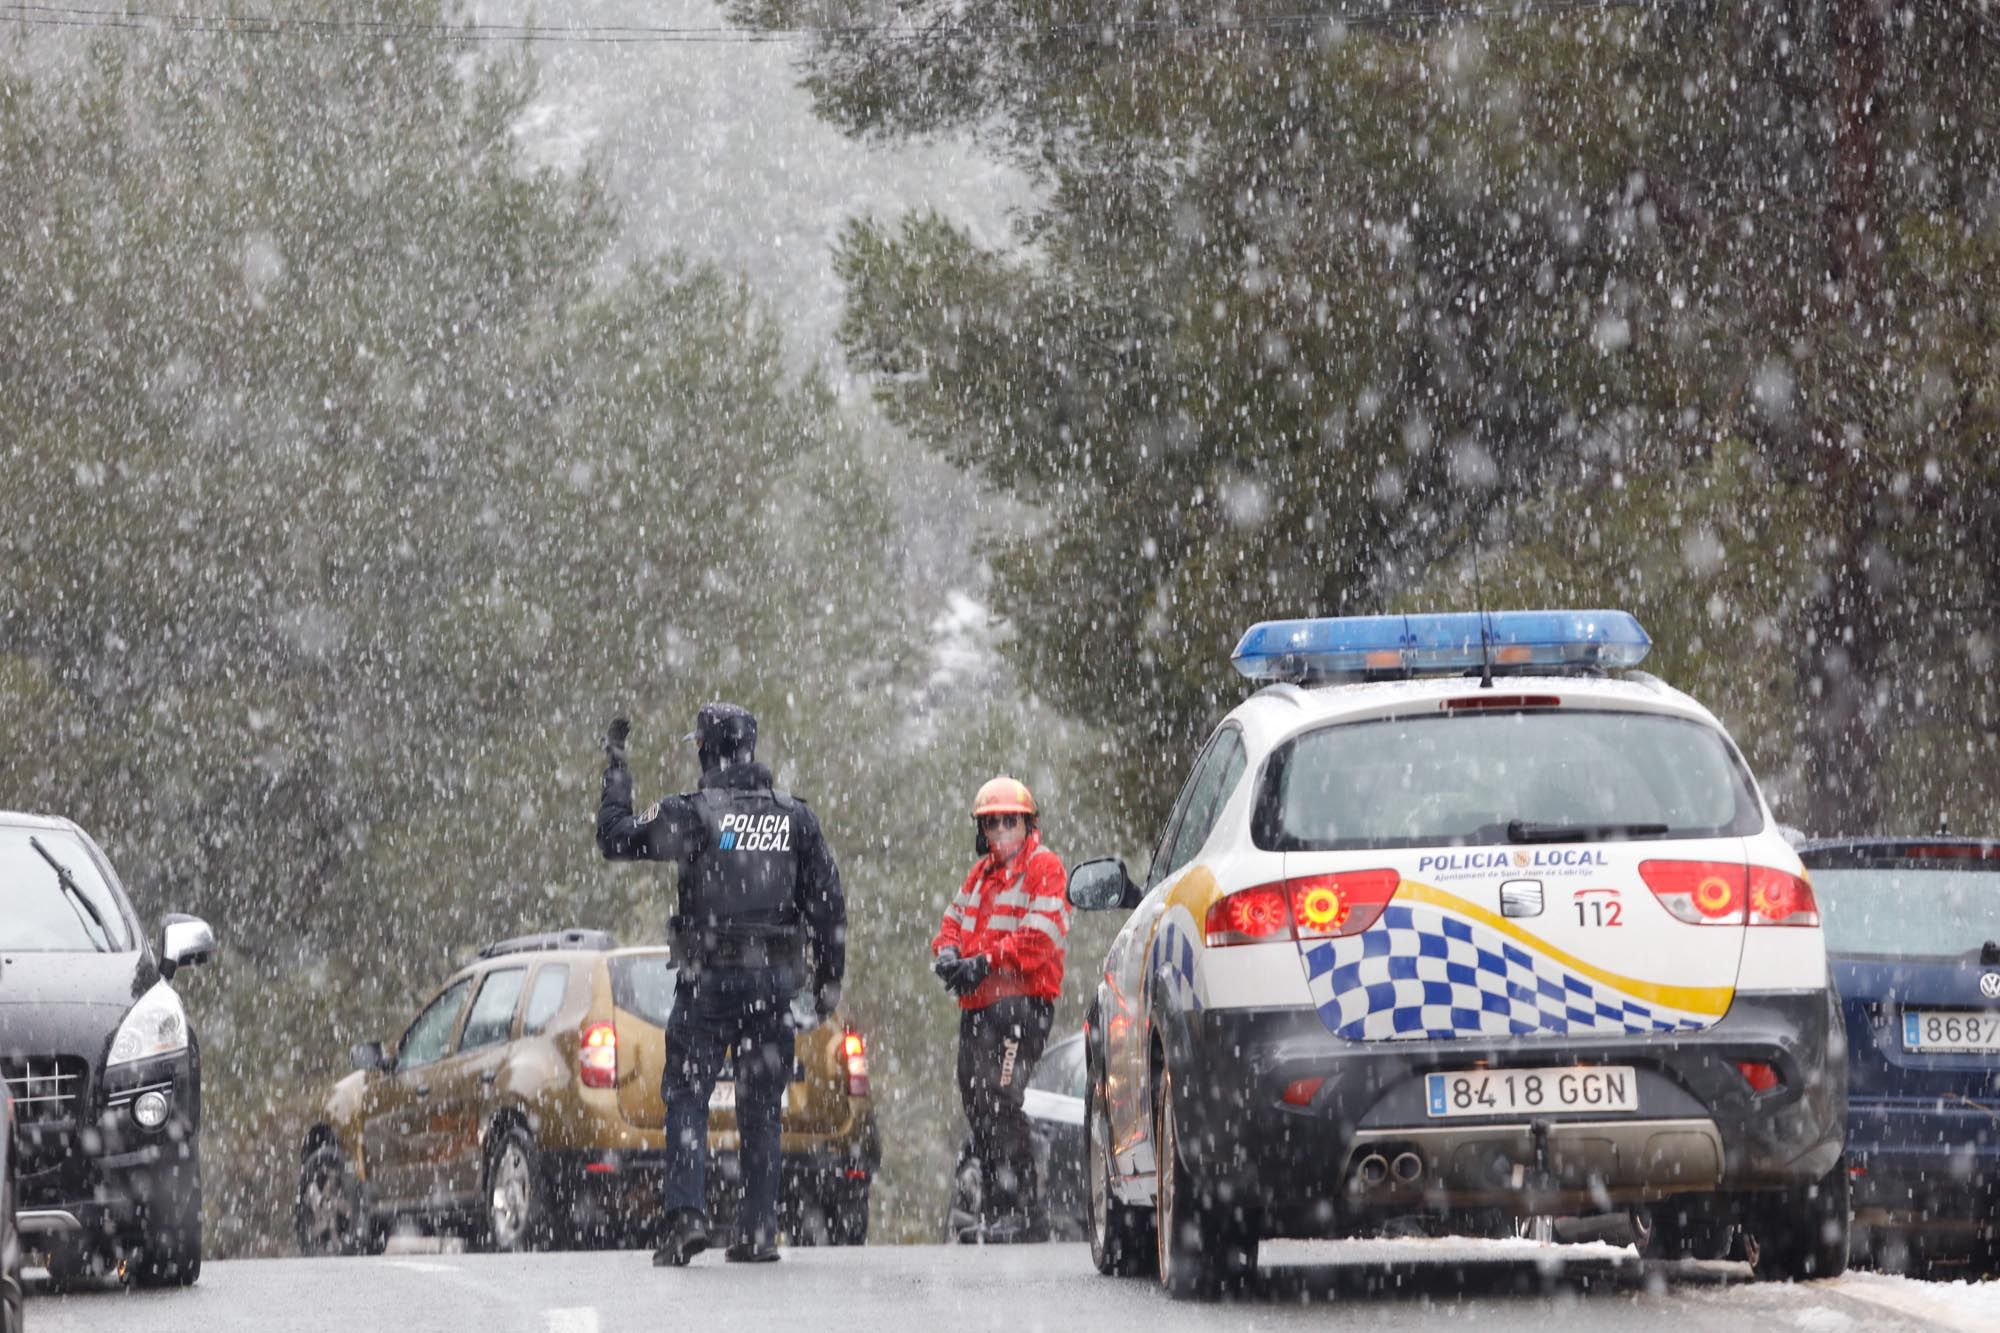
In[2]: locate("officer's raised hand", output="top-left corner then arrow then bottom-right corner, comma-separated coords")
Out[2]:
605,716 -> 631,768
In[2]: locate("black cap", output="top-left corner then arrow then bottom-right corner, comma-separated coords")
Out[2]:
687,702 -> 757,760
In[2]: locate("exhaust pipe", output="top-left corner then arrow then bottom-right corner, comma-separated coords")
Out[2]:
1355,1154 -> 1390,1189
1390,1151 -> 1425,1185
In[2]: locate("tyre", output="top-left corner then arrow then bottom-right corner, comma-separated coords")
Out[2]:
296,1142 -> 369,1257
1646,1195 -> 1735,1261
1742,1159 -> 1850,1281
1152,1067 -> 1256,1299
826,1182 -> 869,1246
3,1128 -> 21,1333
1086,1077 -> 1154,1277
482,1126 -> 547,1253
131,1152 -> 202,1288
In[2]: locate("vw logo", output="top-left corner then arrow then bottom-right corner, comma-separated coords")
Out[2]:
1981,973 -> 2000,1000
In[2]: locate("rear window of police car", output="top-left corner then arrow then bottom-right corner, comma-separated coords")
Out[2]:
1255,709 -> 1761,851
610,955 -> 678,1028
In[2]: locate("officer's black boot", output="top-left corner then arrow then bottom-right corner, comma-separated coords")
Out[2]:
652,1209 -> 711,1267
723,1239 -> 781,1264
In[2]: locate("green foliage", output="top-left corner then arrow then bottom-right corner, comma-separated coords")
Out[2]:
761,1 -> 2000,834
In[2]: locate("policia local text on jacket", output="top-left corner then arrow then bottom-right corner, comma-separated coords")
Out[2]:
597,706 -> 845,1266
931,778 -> 1068,1242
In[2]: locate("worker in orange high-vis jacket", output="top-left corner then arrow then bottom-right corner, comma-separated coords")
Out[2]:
930,775 -> 1069,1244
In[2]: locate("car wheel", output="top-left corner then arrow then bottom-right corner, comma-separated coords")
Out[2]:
483,1127 -> 546,1253
1086,1077 -> 1154,1276
1742,1158 -> 1850,1281
1646,1195 -> 1734,1261
2,1131 -> 22,1333
1152,1067 -> 1256,1299
296,1143 -> 370,1257
130,1152 -> 203,1288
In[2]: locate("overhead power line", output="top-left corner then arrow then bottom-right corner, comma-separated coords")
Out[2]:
0,1 -> 1687,45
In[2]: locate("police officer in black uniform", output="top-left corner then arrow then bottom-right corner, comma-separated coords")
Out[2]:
597,703 -> 845,1267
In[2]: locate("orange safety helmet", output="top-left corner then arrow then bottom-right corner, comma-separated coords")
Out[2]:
971,775 -> 1037,819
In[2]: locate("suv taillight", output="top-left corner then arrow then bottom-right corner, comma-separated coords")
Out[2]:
843,1030 -> 869,1098
1639,862 -> 1819,927
580,1021 -> 617,1088
1203,870 -> 1400,946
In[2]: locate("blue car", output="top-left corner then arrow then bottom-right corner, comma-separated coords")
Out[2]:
1800,836 -> 2000,1274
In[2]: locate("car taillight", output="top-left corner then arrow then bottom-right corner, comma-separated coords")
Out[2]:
1639,860 -> 1746,924
580,1021 -> 618,1089
843,1029 -> 869,1098
1748,867 -> 1820,926
1288,869 -> 1401,940
1204,870 -> 1400,946
1203,885 -> 1292,946
1639,861 -> 1818,927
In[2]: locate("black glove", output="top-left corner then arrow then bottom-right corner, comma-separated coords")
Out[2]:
932,947 -> 961,986
605,716 -> 631,768
947,953 -> 990,996
814,981 -> 842,1022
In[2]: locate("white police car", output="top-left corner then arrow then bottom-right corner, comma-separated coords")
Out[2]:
1067,611 -> 1846,1297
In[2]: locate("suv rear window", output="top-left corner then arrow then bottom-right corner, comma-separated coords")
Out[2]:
609,955 -> 678,1028
1256,708 -> 1761,852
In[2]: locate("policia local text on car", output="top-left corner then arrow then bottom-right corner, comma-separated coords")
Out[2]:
597,703 -> 846,1267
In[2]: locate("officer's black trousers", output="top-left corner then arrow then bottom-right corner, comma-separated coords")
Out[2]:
663,964 -> 795,1246
957,995 -> 1055,1220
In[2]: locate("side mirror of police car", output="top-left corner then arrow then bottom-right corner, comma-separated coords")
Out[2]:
1069,858 -> 1141,912
351,1041 -> 392,1073
158,913 -> 217,981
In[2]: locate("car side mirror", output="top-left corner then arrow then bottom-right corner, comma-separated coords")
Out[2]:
351,1041 -> 392,1073
1068,858 -> 1141,912
158,913 -> 217,981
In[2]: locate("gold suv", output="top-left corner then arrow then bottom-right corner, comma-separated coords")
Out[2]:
294,929 -> 878,1253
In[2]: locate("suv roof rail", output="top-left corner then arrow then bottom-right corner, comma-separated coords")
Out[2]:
476,928 -> 621,960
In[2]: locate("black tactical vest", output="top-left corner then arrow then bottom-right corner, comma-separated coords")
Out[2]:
680,786 -> 803,966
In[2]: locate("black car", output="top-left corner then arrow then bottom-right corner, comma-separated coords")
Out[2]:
946,1031 -> 1088,1241
4,1083 -> 21,1333
1801,836 -> 2000,1274
0,812 -> 216,1287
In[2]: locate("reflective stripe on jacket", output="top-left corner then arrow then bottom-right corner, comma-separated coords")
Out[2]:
930,831 -> 1068,1009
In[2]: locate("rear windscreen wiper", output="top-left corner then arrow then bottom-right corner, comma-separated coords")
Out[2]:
29,834 -> 114,951
1506,820 -> 1671,844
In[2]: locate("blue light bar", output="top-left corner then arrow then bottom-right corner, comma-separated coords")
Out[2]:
1230,610 -> 1651,682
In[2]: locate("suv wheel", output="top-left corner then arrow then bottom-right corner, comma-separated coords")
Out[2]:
1087,1077 -> 1154,1277
130,1153 -> 203,1288
1153,1067 -> 1256,1299
1742,1158 -> 1850,1281
483,1127 -> 546,1253
297,1143 -> 368,1256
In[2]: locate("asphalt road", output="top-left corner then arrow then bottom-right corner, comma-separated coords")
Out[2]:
22,1240 -> 1997,1333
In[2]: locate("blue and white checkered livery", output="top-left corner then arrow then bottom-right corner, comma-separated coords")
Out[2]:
1303,901 -> 1714,1041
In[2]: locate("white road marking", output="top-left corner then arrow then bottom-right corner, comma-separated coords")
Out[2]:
545,1309 -> 602,1333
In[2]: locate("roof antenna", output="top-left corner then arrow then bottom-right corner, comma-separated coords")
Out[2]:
1473,548 -> 1495,690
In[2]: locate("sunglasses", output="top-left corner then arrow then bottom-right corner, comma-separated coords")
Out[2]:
977,813 -> 1024,831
